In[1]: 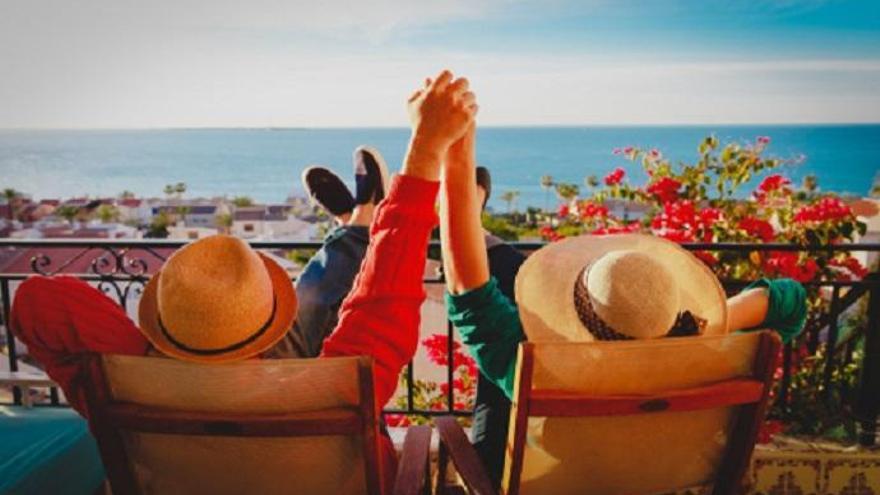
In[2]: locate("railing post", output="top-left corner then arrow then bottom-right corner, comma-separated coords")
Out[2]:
856,273 -> 880,446
1,279 -> 22,405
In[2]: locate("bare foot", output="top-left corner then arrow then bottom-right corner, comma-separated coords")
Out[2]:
347,203 -> 375,227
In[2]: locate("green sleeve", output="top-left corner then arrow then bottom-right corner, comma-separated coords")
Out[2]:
445,277 -> 525,401
741,278 -> 808,344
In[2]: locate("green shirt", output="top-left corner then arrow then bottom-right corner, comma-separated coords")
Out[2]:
446,277 -> 807,401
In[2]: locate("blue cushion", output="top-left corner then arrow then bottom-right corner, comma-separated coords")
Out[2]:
0,406 -> 104,495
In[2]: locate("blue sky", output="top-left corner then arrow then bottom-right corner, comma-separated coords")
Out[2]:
1,0 -> 878,128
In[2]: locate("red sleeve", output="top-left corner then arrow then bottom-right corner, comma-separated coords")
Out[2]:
320,174 -> 439,408
9,276 -> 150,417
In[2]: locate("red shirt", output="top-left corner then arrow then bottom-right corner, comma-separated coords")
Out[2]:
10,174 -> 439,493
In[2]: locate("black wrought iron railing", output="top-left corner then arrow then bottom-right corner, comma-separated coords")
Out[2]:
1,239 -> 878,446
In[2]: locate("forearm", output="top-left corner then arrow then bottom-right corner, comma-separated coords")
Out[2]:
726,288 -> 769,332
440,134 -> 490,294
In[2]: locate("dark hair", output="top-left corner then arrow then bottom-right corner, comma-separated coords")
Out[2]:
475,166 -> 491,211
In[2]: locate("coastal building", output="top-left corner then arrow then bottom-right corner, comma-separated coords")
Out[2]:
231,205 -> 316,240
116,198 -> 153,225
167,225 -> 220,241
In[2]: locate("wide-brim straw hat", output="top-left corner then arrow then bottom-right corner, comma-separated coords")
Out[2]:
139,235 -> 297,363
515,234 -> 727,342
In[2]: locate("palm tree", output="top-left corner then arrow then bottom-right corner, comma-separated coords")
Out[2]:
174,182 -> 187,198
2,188 -> 20,220
163,184 -> 176,198
540,175 -> 554,212
499,190 -> 520,214
555,183 -> 580,202
55,205 -> 79,225
118,190 -> 136,199
96,204 -> 120,223
215,213 -> 233,234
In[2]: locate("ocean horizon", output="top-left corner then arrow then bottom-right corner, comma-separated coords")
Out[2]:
1,124 -> 878,211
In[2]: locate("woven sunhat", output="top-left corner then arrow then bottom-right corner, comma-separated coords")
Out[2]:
138,235 -> 297,362
515,234 -> 727,342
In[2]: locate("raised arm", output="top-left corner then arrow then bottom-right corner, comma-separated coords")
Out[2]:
440,117 -> 525,401
440,125 -> 490,294
321,70 -> 477,407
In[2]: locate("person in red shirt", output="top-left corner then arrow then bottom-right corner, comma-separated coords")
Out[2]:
9,69 -> 478,493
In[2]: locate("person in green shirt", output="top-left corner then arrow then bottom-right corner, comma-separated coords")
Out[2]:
438,122 -> 808,485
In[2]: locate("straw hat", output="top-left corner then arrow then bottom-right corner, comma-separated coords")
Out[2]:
138,235 -> 297,362
515,234 -> 727,342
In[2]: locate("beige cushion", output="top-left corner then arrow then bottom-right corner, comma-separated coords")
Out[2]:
103,355 -> 368,495
506,332 -> 762,495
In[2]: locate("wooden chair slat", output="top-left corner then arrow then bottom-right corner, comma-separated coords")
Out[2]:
529,377 -> 764,417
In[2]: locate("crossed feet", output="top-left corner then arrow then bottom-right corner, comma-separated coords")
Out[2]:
303,145 -> 495,225
302,146 -> 390,227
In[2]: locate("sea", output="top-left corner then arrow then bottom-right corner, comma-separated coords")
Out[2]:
1,125 -> 878,211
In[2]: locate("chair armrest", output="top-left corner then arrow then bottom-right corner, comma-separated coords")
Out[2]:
393,425 -> 432,495
434,417 -> 497,495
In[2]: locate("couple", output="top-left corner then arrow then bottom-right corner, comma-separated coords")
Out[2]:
10,70 -> 807,492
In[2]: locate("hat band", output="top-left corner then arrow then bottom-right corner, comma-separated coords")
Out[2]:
156,296 -> 278,356
573,267 -> 708,340
573,267 -> 634,341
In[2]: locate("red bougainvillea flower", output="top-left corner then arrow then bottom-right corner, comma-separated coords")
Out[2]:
592,222 -> 641,235
577,200 -> 609,220
738,216 -> 776,242
757,174 -> 791,194
648,148 -> 662,160
557,204 -> 570,218
651,200 -> 697,232
698,207 -> 723,225
757,419 -> 785,444
756,136 -> 771,146
793,197 -> 853,223
829,256 -> 869,280
762,252 -> 819,282
540,226 -> 563,242
646,177 -> 682,203
604,167 -> 626,186
656,228 -> 696,243
385,414 -> 411,427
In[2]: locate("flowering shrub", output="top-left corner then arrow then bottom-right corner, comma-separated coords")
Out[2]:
387,333 -> 478,427
544,135 -> 868,284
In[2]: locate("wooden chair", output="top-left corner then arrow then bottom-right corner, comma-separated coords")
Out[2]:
82,353 -> 431,495
435,331 -> 781,495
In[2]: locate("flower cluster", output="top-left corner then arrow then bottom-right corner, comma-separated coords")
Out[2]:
828,256 -> 869,281
649,200 -> 719,243
762,251 -> 819,283
604,167 -> 625,186
645,177 -> 682,204
793,197 -> 853,224
389,333 -> 478,425
738,216 -> 775,242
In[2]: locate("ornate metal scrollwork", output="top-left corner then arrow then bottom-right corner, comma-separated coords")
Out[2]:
27,244 -> 169,307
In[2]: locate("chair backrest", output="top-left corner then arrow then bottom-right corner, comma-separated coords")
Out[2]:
83,354 -> 382,495
503,331 -> 780,495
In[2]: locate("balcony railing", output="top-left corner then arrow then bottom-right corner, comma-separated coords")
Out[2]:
1,239 -> 878,446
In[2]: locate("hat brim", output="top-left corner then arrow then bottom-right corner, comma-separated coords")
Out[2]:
515,234 -> 727,342
138,253 -> 297,363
